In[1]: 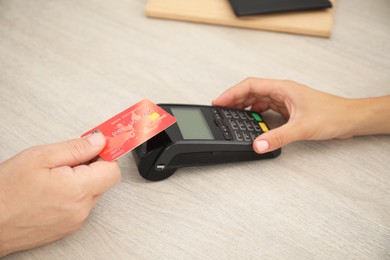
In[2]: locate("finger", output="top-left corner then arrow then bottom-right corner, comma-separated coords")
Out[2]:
253,123 -> 302,154
212,78 -> 282,107
40,132 -> 106,168
74,160 -> 121,195
92,194 -> 102,207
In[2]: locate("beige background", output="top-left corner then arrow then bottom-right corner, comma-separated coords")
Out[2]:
1,0 -> 389,259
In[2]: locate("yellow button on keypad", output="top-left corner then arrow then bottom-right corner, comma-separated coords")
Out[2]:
259,122 -> 269,132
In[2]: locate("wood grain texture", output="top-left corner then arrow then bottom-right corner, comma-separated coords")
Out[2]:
145,0 -> 335,37
0,0 -> 389,259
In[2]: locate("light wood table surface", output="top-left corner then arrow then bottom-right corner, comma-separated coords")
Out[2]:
1,0 -> 389,259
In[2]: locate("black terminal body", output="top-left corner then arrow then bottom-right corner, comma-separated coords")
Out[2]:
132,104 -> 281,181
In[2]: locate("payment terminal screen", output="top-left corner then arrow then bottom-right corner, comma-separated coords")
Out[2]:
170,107 -> 214,140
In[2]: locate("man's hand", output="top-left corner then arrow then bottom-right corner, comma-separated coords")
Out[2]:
0,132 -> 121,256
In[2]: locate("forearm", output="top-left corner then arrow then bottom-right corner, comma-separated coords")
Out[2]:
345,95 -> 390,137
0,193 -> 10,256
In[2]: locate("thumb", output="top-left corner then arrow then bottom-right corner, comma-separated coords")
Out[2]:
42,131 -> 107,168
253,123 -> 300,154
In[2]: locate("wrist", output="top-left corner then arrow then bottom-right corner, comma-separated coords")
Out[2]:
340,98 -> 370,138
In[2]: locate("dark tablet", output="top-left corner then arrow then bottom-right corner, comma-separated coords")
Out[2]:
228,0 -> 332,16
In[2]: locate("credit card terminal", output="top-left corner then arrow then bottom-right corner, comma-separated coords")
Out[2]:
132,104 -> 281,181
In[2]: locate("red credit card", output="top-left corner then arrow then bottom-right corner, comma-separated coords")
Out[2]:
82,99 -> 176,161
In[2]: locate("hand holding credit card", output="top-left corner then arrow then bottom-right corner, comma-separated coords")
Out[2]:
82,99 -> 176,161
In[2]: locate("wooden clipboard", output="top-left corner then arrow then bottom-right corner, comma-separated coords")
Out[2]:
145,0 -> 335,37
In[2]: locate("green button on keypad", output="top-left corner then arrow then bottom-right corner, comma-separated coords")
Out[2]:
252,113 -> 262,122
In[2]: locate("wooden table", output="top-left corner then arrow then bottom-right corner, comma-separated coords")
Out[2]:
1,0 -> 389,259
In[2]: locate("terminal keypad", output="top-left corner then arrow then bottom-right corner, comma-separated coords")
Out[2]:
211,108 -> 269,142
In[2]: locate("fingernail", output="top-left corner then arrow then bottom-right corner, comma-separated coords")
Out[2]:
256,139 -> 269,153
87,131 -> 105,146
